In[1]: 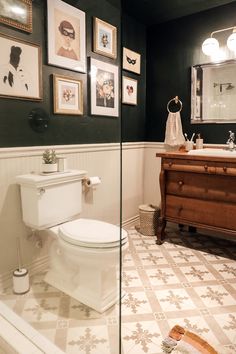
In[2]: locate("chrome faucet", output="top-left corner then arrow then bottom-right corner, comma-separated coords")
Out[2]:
226,130 -> 235,150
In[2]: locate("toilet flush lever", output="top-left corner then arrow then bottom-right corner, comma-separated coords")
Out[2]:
38,188 -> 45,196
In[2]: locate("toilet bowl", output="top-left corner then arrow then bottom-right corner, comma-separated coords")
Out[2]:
45,218 -> 129,313
16,171 -> 128,313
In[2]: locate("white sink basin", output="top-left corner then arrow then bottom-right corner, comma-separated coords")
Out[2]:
188,148 -> 236,157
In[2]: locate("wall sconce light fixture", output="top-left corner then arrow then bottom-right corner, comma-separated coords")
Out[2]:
202,26 -> 236,56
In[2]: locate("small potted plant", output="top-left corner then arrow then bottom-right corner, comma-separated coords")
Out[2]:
42,149 -> 58,173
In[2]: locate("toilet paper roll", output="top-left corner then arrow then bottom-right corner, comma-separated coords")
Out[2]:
13,268 -> 30,294
85,176 -> 101,188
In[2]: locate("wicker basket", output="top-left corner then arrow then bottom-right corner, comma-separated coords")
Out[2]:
139,204 -> 160,236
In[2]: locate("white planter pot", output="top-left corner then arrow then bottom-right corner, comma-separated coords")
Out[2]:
42,163 -> 58,173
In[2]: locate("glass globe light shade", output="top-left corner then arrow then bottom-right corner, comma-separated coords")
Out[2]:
227,32 -> 236,51
202,37 -> 219,56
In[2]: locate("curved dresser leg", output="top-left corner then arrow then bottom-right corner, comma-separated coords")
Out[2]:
156,217 -> 166,245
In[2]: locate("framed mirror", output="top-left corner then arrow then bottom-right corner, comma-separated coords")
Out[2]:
191,59 -> 236,123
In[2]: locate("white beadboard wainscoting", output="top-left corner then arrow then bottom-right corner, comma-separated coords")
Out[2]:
0,142 -> 164,289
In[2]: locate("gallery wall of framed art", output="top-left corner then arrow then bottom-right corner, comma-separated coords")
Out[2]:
0,0 -> 146,147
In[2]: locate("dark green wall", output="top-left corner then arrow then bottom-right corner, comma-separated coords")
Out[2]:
146,2 -> 236,144
0,0 -> 122,147
121,14 -> 146,142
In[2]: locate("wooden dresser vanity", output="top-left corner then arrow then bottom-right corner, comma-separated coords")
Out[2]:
156,150 -> 236,244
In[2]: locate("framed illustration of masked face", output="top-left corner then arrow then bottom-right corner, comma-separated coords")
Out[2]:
47,0 -> 86,73
123,47 -> 141,74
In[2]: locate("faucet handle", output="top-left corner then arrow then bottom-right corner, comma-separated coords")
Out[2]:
227,130 -> 235,143
227,131 -> 235,150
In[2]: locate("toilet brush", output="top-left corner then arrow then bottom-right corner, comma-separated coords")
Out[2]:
12,237 -> 30,294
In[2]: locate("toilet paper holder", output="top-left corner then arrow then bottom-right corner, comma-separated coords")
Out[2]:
82,176 -> 101,188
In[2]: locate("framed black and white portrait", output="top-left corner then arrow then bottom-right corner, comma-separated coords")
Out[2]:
0,33 -> 42,100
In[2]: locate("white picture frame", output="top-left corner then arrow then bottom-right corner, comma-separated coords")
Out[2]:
90,58 -> 119,117
47,0 -> 86,73
123,47 -> 141,75
122,76 -> 137,105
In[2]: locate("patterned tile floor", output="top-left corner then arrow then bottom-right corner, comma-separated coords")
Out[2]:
0,224 -> 236,354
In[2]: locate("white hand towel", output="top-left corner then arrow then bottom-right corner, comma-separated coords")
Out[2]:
164,111 -> 185,146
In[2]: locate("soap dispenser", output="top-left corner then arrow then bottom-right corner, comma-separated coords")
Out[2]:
196,133 -> 203,149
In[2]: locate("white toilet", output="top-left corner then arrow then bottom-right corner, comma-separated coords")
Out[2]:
16,170 -> 128,313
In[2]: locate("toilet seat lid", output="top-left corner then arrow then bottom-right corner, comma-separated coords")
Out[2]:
59,218 -> 128,247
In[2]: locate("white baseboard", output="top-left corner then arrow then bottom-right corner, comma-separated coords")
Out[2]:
122,215 -> 139,229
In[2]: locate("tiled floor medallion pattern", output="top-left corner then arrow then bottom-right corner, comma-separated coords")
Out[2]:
0,225 -> 236,353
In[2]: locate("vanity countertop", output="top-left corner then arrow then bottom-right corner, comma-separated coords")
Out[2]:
156,149 -> 236,163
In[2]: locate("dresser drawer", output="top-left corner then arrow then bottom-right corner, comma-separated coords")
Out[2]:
166,195 -> 236,230
163,158 -> 215,174
215,162 -> 236,176
166,171 -> 236,203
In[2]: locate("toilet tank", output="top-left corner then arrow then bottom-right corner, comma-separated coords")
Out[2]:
16,170 -> 87,230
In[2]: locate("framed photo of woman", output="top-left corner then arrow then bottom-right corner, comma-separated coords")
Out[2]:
47,0 -> 86,73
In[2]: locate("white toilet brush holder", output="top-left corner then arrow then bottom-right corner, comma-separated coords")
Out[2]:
13,237 -> 30,294
13,268 -> 30,294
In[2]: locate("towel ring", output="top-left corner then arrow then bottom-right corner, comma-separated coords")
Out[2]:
167,96 -> 183,113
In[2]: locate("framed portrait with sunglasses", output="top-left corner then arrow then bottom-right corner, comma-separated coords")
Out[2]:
47,0 -> 86,73
122,47 -> 141,75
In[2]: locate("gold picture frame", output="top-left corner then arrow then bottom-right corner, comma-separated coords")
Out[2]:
0,33 -> 42,101
93,17 -> 117,59
53,74 -> 83,115
0,0 -> 32,33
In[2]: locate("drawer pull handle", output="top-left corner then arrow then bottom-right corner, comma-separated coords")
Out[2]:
204,165 -> 208,170
178,206 -> 183,214
223,166 -> 227,172
168,162 -> 173,167
178,181 -> 184,186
